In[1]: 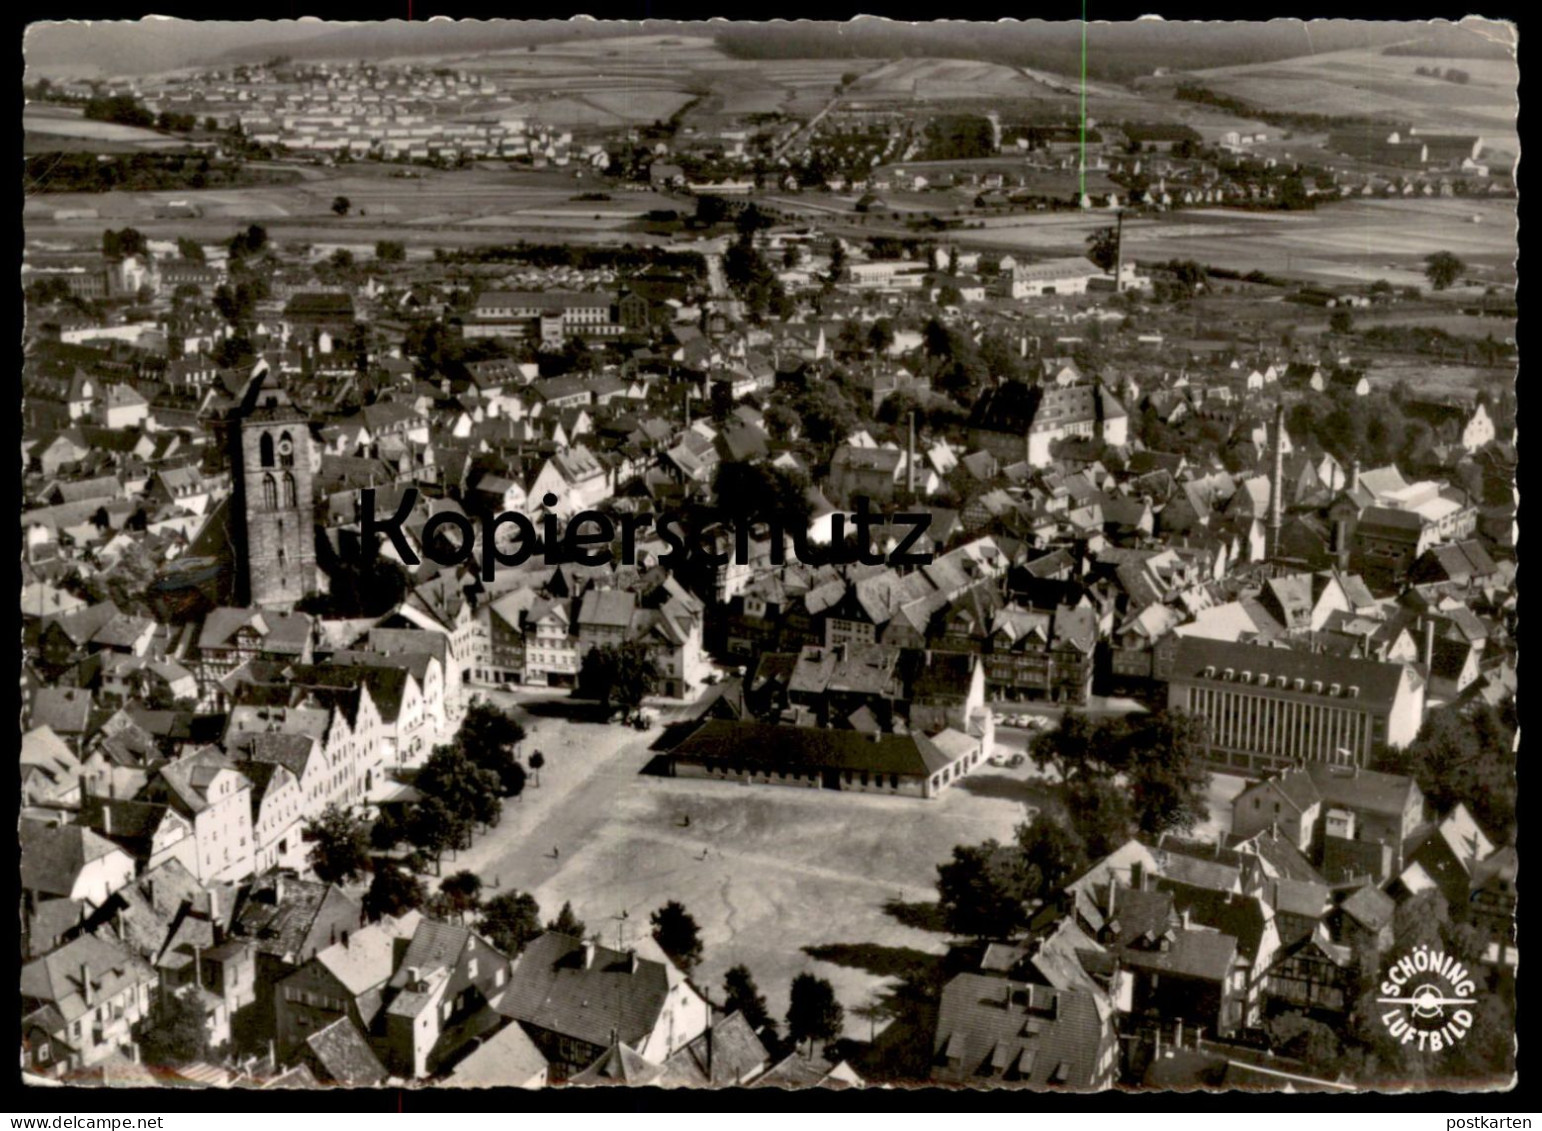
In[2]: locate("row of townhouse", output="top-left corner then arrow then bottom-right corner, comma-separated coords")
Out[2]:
473,578 -> 710,700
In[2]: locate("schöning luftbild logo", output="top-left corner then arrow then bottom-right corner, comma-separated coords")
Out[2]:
1377,943 -> 1481,1053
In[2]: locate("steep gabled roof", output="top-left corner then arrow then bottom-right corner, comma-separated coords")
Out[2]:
932,974 -> 1111,1089
305,1017 -> 388,1086
496,933 -> 671,1051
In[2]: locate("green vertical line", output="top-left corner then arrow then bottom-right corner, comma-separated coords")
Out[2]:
1079,0 -> 1088,201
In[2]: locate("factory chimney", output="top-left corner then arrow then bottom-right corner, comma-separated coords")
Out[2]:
1268,401 -> 1287,560
907,411 -> 917,497
1423,618 -> 1436,672
1113,209 -> 1125,293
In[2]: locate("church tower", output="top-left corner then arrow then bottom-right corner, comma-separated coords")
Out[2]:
235,379 -> 318,608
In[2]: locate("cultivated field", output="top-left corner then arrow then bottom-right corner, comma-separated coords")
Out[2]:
24,161 -> 680,247
956,197 -> 1518,289
23,105 -> 187,152
1189,43 -> 1519,140
1362,361 -> 1513,401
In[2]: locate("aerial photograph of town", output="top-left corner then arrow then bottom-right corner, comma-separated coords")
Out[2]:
20,15 -> 1517,1097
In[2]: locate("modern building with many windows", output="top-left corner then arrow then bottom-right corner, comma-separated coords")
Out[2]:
464,291 -> 625,342
1166,638 -> 1425,776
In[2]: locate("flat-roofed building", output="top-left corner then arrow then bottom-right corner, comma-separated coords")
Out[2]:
1166,637 -> 1425,776
464,291 -> 623,341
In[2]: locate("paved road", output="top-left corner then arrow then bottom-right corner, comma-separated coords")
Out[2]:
771,95 -> 840,161
703,250 -> 729,299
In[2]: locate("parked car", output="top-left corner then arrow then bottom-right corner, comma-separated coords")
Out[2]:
989,752 -> 1008,767
1008,753 -> 1026,768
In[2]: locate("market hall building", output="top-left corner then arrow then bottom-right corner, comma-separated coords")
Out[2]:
660,719 -> 985,799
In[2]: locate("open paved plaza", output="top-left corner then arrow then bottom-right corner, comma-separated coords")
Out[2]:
441,692 -> 1048,1038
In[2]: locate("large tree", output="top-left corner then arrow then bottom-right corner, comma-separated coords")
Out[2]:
1015,818 -> 1087,904
439,870 -> 484,923
365,862 -> 427,921
1379,702 -> 1516,842
480,890 -> 543,956
936,840 -> 1029,940
103,227 -> 148,260
713,460 -> 815,533
723,964 -> 775,1039
139,987 -> 210,1066
370,808 -> 405,852
786,973 -> 844,1055
1085,226 -> 1119,273
1061,775 -> 1137,859
456,703 -> 528,796
792,382 -> 858,449
417,743 -> 504,833
546,901 -> 586,939
650,900 -> 704,975
1424,250 -> 1466,291
867,318 -> 895,357
578,639 -> 660,714
1124,710 -> 1211,837
1031,712 -> 1128,782
405,795 -> 463,875
304,804 -> 372,886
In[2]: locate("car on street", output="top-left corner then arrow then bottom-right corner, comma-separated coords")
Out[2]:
989,752 -> 1008,767
1008,753 -> 1026,768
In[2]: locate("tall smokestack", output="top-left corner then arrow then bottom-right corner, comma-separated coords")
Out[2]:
1268,402 -> 1286,559
1114,209 -> 1125,292
1349,459 -> 1361,496
1423,618 -> 1436,672
907,411 -> 917,496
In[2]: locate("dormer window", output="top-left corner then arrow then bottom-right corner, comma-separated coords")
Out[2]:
1224,668 -> 1234,681
1294,678 -> 1306,691
1330,683 -> 1341,696
1241,671 -> 1252,683
1348,685 -> 1360,698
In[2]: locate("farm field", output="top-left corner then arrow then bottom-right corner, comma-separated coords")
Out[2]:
24,105 -> 173,143
24,162 -> 673,241
1190,43 -> 1519,139
23,105 -> 197,154
1361,361 -> 1513,402
956,197 -> 1518,289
